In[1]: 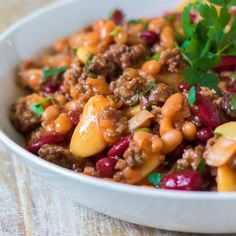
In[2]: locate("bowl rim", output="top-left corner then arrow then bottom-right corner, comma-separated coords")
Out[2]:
1,0 -> 236,200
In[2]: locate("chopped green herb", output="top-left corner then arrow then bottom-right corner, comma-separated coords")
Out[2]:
164,14 -> 177,24
148,173 -> 161,186
180,0 -> 236,91
110,26 -> 120,36
70,48 -> 77,56
145,53 -> 161,61
29,104 -> 44,117
88,73 -> 96,78
129,19 -> 148,30
231,94 -> 236,110
146,105 -> 152,112
144,81 -> 155,95
232,74 -> 236,80
42,66 -> 68,78
29,96 -> 55,117
188,86 -> 196,106
129,93 -> 140,106
136,128 -> 151,133
83,52 -> 94,70
197,159 -> 206,172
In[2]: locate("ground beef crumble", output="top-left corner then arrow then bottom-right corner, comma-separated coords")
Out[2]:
109,69 -> 154,106
161,48 -> 186,73
38,144 -> 80,169
123,142 -> 148,168
99,106 -> 128,144
88,44 -> 147,80
177,145 -> 205,170
10,97 -> 41,134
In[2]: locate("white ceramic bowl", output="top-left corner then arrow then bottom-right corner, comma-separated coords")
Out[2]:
0,0 -> 236,233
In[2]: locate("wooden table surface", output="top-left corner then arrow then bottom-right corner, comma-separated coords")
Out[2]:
0,1 -> 220,235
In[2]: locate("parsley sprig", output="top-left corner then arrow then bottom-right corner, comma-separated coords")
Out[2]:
180,0 -> 236,91
148,173 -> 161,187
42,66 -> 68,78
29,96 -> 56,117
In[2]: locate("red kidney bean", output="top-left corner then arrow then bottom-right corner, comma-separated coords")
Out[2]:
197,127 -> 213,144
110,9 -> 123,25
43,84 -> 59,94
140,31 -> 159,46
192,94 -> 222,129
108,135 -> 132,158
224,87 -> 236,95
166,142 -> 186,162
96,157 -> 117,178
213,56 -> 236,73
27,134 -> 65,155
161,171 -> 203,191
68,111 -> 81,126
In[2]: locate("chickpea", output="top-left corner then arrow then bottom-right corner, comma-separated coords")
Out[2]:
160,117 -> 174,136
161,26 -> 175,49
124,68 -> 139,78
70,86 -> 79,99
133,131 -> 163,154
53,38 -> 68,52
83,32 -> 100,46
77,46 -> 96,64
182,121 -> 197,141
93,20 -> 106,33
114,27 -> 128,45
45,122 -> 56,133
54,94 -> 67,106
55,113 -> 73,134
148,18 -> 167,33
100,20 -> 115,43
161,129 -> 183,154
26,69 -> 42,90
65,101 -> 82,112
161,93 -> 184,118
87,78 -> 109,94
141,60 -> 162,75
42,105 -> 60,122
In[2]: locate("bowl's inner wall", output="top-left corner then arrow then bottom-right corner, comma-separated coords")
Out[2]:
0,0 -> 182,146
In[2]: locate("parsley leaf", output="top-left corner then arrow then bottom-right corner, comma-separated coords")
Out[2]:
231,94 -> 236,110
197,159 -> 206,172
29,104 -> 44,117
232,74 -> 236,80
148,173 -> 161,186
136,128 -> 151,133
42,66 -> 68,78
144,81 -> 155,94
29,96 -> 55,117
129,19 -> 148,30
145,53 -> 161,61
188,86 -> 196,106
181,3 -> 196,38
184,67 -> 220,92
83,52 -> 94,70
110,26 -> 120,36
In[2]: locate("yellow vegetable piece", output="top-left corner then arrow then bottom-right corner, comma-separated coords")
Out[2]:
217,165 -> 236,192
157,72 -> 184,92
123,105 -> 141,118
214,122 -> 236,140
128,110 -> 154,131
205,136 -> 236,167
70,95 -> 109,158
87,77 -> 109,94
123,154 -> 164,184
